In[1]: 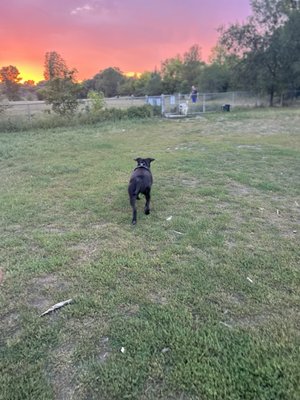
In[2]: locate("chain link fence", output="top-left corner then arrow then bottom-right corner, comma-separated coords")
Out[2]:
1,90 -> 300,122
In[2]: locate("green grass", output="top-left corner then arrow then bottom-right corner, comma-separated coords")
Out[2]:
0,108 -> 300,399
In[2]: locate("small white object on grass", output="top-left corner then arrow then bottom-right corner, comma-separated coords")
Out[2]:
120,347 -> 125,353
166,216 -> 172,221
161,347 -> 170,353
219,321 -> 233,329
247,277 -> 253,283
40,299 -> 73,317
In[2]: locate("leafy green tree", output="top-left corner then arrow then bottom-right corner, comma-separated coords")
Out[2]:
42,70 -> 81,116
276,10 -> 300,90
161,56 -> 183,93
144,71 -> 163,95
77,79 -> 94,99
42,51 -> 80,116
118,76 -> 138,96
0,65 -> 22,100
198,63 -> 231,93
134,72 -> 152,96
218,0 -> 297,105
93,67 -> 124,97
181,44 -> 204,92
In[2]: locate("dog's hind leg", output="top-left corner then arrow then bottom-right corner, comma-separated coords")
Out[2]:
144,189 -> 151,215
129,193 -> 136,225
129,190 -> 136,225
130,195 -> 137,224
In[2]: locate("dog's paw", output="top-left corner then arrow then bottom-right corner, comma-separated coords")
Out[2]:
144,209 -> 150,215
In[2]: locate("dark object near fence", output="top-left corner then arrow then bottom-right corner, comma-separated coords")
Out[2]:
222,104 -> 231,112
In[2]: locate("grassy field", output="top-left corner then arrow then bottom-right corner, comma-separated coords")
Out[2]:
0,108 -> 299,400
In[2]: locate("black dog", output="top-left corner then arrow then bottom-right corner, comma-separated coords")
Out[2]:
128,157 -> 155,225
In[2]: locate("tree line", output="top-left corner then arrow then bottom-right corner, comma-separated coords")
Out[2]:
1,0 -> 300,111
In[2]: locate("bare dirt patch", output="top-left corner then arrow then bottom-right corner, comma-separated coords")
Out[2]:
69,242 -> 99,264
42,224 -> 67,234
0,312 -> 21,342
206,291 -> 247,316
232,313 -> 271,329
259,198 -> 300,239
148,292 -> 168,306
48,341 -> 77,400
181,178 -> 200,188
117,303 -> 140,318
27,274 -> 70,313
227,181 -> 257,196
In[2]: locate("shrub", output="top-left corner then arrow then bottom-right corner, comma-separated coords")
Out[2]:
0,105 -> 160,132
125,104 -> 153,118
87,90 -> 106,113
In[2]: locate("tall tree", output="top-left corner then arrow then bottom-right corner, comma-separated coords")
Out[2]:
44,51 -> 68,80
42,70 -> 80,116
0,65 -> 22,100
144,71 -> 163,95
181,44 -> 204,92
118,76 -> 138,96
42,51 -> 80,115
93,67 -> 124,97
134,72 -> 153,96
198,63 -> 231,93
218,0 -> 297,105
276,10 -> 300,90
161,56 -> 183,93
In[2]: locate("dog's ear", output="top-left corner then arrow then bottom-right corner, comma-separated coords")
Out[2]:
147,158 -> 155,163
134,157 -> 141,162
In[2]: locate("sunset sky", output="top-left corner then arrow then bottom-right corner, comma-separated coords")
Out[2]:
1,0 -> 251,83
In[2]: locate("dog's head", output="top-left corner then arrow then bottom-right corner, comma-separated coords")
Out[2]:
134,157 -> 155,169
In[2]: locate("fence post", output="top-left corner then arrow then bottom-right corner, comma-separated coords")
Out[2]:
27,103 -> 32,123
161,94 -> 165,116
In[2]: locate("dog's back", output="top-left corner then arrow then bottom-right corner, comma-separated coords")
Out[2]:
128,167 -> 152,197
128,157 -> 155,224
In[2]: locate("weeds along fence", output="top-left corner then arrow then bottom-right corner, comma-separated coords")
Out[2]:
0,96 -> 146,122
1,90 -> 300,123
